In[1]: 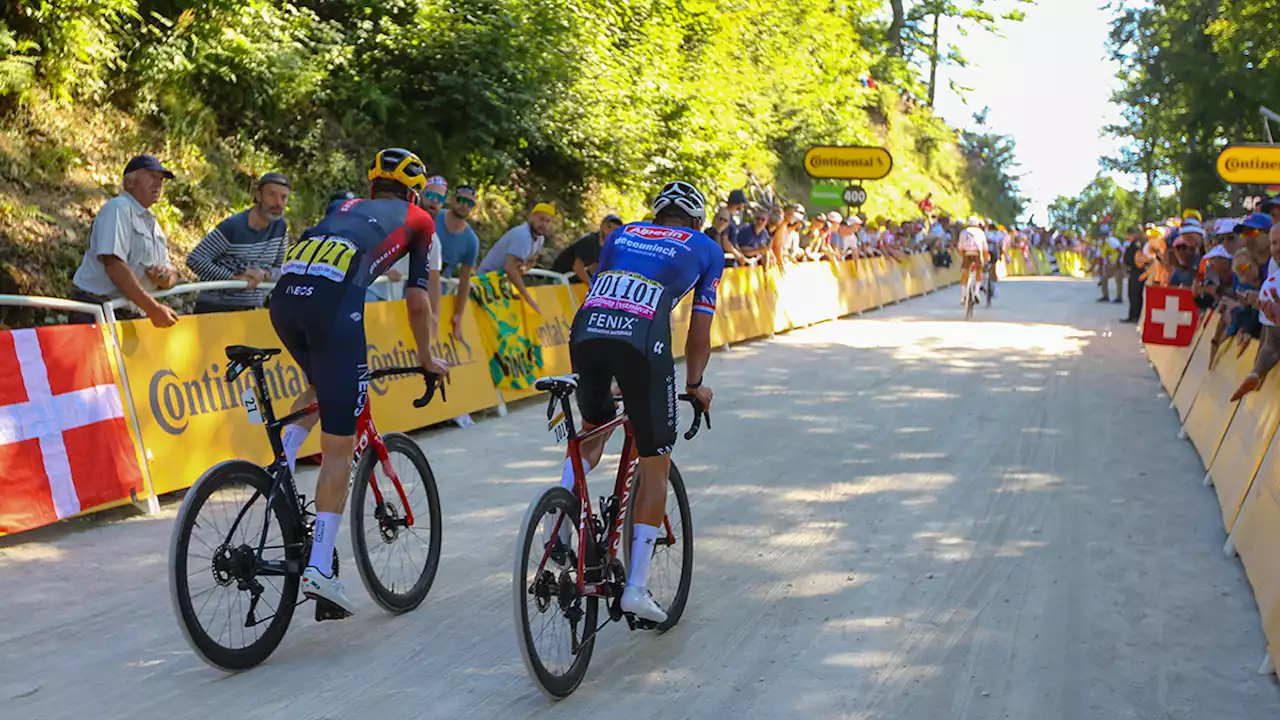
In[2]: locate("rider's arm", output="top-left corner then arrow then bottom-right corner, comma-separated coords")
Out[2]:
685,243 -> 726,386
404,210 -> 438,360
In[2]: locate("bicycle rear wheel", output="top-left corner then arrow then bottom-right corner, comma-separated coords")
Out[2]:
985,269 -> 994,307
623,462 -> 694,632
169,460 -> 301,671
514,487 -> 599,699
964,279 -> 975,320
350,433 -> 442,613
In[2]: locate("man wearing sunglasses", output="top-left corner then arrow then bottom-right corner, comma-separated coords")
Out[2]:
432,185 -> 481,338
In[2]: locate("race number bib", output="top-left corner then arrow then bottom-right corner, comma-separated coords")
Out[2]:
282,235 -> 357,283
582,271 -> 663,319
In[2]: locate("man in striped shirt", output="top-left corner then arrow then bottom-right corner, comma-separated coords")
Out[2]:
187,172 -> 291,313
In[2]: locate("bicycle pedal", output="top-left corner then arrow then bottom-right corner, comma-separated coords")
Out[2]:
312,597 -> 352,622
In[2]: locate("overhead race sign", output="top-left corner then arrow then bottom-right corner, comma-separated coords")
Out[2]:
1217,145 -> 1280,185
809,182 -> 843,206
803,146 -> 893,181
843,184 -> 867,207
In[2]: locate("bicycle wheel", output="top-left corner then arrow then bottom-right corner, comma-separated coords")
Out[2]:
170,460 -> 301,671
514,486 -> 599,699
623,461 -> 694,632
350,432 -> 442,613
964,279 -> 975,320
985,269 -> 994,307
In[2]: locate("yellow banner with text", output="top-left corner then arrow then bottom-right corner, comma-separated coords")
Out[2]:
116,295 -> 498,495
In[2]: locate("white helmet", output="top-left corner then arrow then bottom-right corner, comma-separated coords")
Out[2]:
652,181 -> 707,220
965,215 -> 983,227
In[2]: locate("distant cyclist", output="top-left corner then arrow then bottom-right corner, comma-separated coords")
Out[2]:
268,148 -> 451,617
984,224 -> 1003,300
556,181 -> 724,623
957,216 -> 988,303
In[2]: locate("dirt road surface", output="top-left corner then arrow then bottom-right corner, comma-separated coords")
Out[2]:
3,277 -> 1277,720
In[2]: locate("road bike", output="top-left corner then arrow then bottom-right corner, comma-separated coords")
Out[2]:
963,267 -> 980,320
513,374 -> 708,699
169,344 -> 443,671
984,258 -> 996,307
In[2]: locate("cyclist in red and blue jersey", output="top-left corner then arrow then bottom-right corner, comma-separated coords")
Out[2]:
554,180 -> 723,623
269,148 -> 451,617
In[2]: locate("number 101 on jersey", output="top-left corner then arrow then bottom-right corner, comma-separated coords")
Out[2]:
582,271 -> 664,320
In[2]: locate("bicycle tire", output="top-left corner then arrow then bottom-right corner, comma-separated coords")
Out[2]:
623,461 -> 694,632
985,267 -> 994,307
350,433 -> 442,613
964,278 -> 975,320
169,460 -> 301,671
514,486 -> 599,700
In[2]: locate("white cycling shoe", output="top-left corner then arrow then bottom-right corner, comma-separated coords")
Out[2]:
302,566 -> 357,618
620,584 -> 667,624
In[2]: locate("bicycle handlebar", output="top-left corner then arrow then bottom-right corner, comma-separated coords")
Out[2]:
368,366 -> 446,408
678,394 -> 711,441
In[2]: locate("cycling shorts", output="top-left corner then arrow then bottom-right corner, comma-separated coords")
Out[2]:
961,252 -> 983,272
269,288 -> 369,436
571,338 -> 677,457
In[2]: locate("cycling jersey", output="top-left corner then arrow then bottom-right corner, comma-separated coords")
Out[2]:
269,198 -> 436,435
570,222 -> 724,456
957,227 -> 985,253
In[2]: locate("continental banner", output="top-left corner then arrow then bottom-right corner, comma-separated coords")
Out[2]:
469,271 -> 546,391
116,296 -> 497,495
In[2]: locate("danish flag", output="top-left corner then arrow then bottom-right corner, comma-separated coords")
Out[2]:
0,324 -> 142,534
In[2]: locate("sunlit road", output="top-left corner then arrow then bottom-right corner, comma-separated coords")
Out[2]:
3,277 -> 1277,720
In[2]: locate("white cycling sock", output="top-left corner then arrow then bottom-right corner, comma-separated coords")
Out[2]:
627,523 -> 660,590
282,424 -> 310,474
559,456 -> 592,491
309,511 -> 341,576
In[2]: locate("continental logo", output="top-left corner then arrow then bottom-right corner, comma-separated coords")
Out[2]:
534,315 -> 572,347
802,146 -> 893,181
1217,145 -> 1280,184
147,334 -> 474,435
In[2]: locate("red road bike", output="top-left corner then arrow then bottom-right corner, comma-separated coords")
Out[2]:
513,373 -> 708,698
169,344 -> 443,671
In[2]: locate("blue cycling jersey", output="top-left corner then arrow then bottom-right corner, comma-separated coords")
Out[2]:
571,221 -> 724,348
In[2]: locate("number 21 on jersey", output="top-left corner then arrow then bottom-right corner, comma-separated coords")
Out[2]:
283,235 -> 356,283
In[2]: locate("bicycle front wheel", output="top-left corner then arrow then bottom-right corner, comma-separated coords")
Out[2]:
624,461 -> 694,632
350,432 -> 442,613
169,460 -> 301,671
514,486 -> 599,699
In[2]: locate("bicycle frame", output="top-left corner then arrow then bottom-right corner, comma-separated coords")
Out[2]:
223,360 -> 419,578
535,394 -> 676,600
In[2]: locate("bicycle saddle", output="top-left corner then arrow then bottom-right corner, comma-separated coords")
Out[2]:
224,345 -> 282,366
534,374 -> 579,395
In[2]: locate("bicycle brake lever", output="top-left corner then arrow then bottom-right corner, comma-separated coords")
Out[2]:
412,372 -> 444,408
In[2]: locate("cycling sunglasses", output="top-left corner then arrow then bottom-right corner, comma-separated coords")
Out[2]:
453,195 -> 476,207
423,190 -> 447,203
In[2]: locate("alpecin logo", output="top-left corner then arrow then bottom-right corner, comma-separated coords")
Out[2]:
148,333 -> 474,435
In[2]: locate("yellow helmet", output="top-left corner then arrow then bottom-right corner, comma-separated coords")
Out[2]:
368,148 -> 427,191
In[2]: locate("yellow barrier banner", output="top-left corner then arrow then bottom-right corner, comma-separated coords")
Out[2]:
496,283 -> 580,402
832,260 -> 864,315
469,271 -> 546,391
1208,346 -> 1280,532
1184,339 -> 1255,467
1170,315 -> 1214,421
870,258 -> 898,307
914,254 -> 937,294
774,262 -> 840,331
898,258 -> 922,298
1031,249 -> 1051,274
716,265 -> 776,342
117,296 -> 497,495
1223,436 -> 1280,665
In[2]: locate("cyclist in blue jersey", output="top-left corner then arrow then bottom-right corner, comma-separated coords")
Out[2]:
553,181 -> 724,623
268,148 -> 451,617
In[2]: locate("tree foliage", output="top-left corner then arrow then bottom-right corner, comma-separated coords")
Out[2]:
959,108 -> 1025,224
1104,0 -> 1280,213
0,0 -> 1017,288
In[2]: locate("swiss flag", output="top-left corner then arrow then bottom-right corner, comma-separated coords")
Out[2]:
1142,286 -> 1200,346
0,324 -> 142,534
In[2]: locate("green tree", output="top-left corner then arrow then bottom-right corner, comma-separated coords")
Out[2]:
960,108 -> 1025,224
